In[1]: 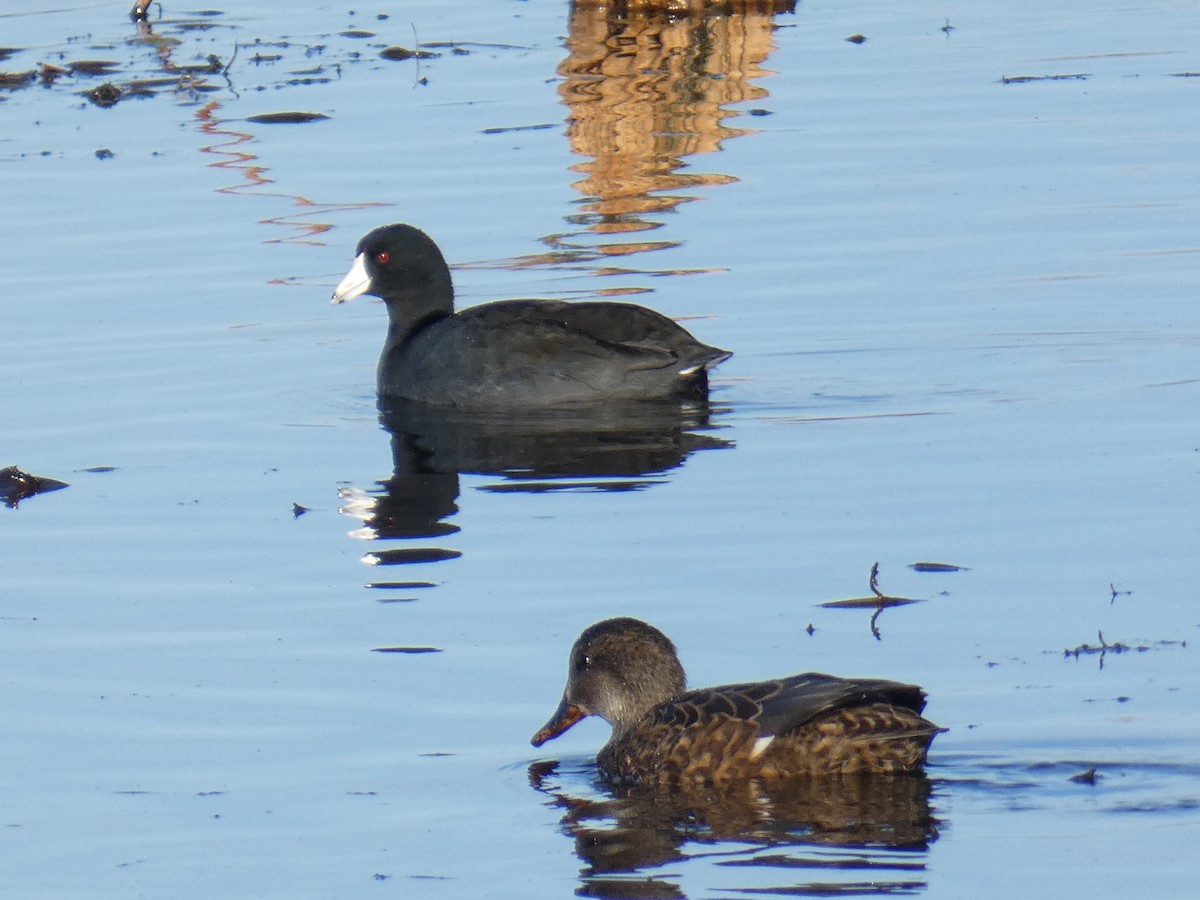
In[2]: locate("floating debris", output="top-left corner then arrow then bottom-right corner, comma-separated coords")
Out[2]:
39,63 -> 69,84
1065,631 -> 1133,663
1069,767 -> 1099,785
820,563 -> 925,640
84,82 -> 122,107
0,70 -> 36,89
845,34 -> 867,44
1,466 -> 69,508
95,148 -> 114,159
246,111 -> 329,124
1001,73 -> 1090,84
371,646 -> 443,654
173,56 -> 224,76
820,595 -> 922,610
909,561 -> 969,573
481,122 -> 556,135
69,60 -> 122,76
1063,631 -> 1185,668
380,46 -> 440,62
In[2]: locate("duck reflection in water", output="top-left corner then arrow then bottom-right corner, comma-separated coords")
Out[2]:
529,762 -> 938,897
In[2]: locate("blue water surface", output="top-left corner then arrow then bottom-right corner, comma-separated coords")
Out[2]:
2,1 -> 1198,897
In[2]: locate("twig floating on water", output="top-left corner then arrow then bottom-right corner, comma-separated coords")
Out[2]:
1001,73 -> 1090,84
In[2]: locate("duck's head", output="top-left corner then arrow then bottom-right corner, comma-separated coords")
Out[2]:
531,617 -> 686,747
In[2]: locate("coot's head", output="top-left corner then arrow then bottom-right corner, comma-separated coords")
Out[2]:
332,223 -> 454,309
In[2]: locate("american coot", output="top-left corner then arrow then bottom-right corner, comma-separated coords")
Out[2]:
332,224 -> 731,409
531,618 -> 945,785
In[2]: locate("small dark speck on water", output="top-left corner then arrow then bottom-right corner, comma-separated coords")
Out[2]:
246,111 -> 329,124
339,30 -> 375,39
95,148 -> 114,159
1070,767 -> 1099,785
846,34 -> 867,44
747,108 -> 772,116
291,503 -> 310,517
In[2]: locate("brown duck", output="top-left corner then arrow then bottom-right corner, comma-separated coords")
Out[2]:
531,617 -> 944,785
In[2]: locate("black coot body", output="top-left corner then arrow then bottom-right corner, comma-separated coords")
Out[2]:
332,224 -> 731,409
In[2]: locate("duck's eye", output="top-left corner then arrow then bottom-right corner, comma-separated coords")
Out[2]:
581,654 -> 593,668
375,250 -> 391,265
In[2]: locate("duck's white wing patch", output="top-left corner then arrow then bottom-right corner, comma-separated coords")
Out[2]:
750,735 -> 775,759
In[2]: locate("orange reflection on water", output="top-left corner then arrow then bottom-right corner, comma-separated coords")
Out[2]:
557,1 -> 794,245
194,102 -> 387,247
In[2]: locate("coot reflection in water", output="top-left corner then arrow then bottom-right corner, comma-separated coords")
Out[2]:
530,761 -> 938,899
338,400 -> 731,568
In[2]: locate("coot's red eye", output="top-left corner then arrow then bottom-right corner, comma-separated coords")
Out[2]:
375,250 -> 391,265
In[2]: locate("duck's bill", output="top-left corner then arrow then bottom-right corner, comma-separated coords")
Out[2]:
331,253 -> 371,304
530,698 -> 586,747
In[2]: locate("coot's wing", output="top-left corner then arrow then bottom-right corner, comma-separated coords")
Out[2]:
453,300 -> 728,372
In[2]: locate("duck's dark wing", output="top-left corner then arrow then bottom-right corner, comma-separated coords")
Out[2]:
653,674 -> 929,739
